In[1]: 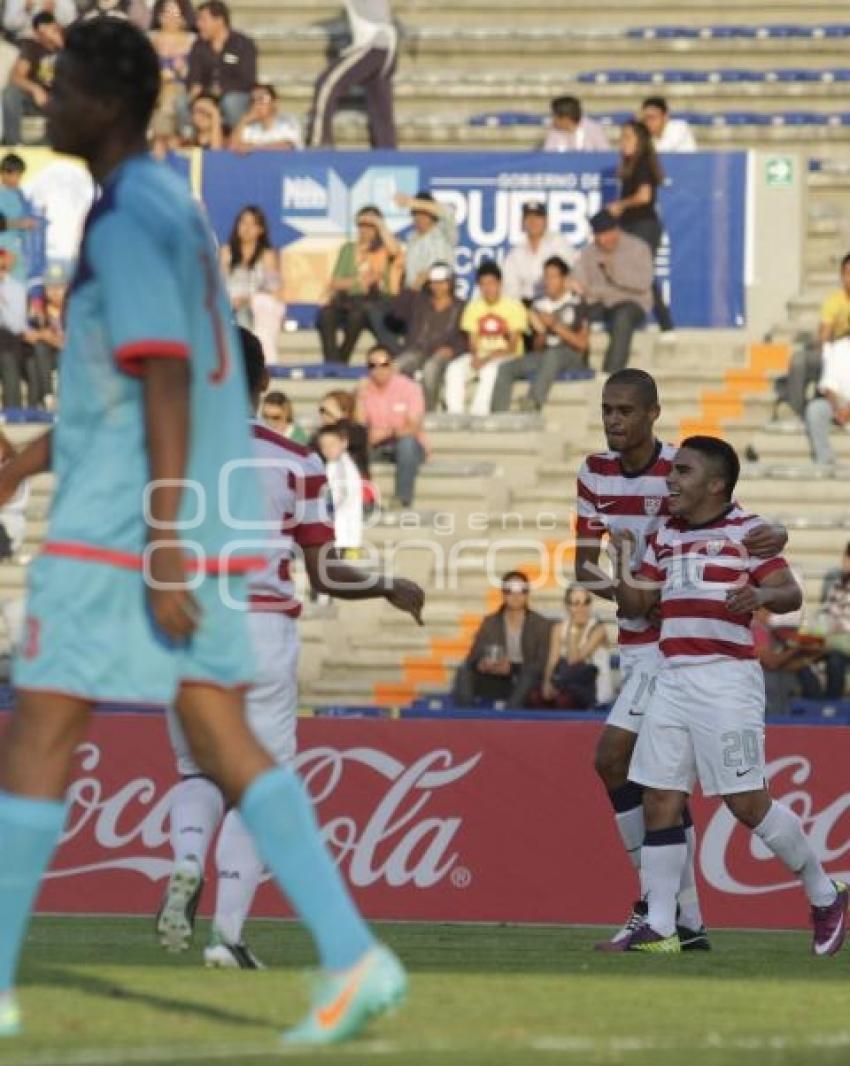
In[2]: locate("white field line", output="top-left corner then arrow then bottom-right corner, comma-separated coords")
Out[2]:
4,1031 -> 850,1066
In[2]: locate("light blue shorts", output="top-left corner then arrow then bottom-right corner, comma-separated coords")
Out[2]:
13,555 -> 255,705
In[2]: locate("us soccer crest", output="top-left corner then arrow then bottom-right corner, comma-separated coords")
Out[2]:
704,540 -> 725,556
644,496 -> 663,516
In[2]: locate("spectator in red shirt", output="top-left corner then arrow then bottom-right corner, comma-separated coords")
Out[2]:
186,0 -> 256,131
355,344 -> 427,510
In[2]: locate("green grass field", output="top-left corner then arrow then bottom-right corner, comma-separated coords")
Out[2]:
4,917 -> 850,1066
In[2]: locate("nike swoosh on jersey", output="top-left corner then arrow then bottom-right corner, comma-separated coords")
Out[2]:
736,768 -> 755,777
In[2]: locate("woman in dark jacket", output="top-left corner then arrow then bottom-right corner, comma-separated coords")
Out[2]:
607,119 -> 673,332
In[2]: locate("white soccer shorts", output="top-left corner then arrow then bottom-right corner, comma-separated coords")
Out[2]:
628,658 -> 766,798
605,643 -> 663,735
167,612 -> 300,775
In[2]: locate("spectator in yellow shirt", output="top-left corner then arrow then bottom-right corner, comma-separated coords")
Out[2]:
820,255 -> 850,346
443,261 -> 527,415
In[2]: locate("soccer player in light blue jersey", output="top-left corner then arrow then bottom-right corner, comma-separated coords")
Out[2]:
0,17 -> 408,1046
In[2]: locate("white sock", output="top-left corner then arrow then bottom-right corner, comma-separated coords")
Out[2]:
169,776 -> 225,868
677,824 -> 704,930
615,808 -> 645,873
753,802 -> 836,908
611,783 -> 645,873
641,829 -> 688,937
213,810 -> 264,945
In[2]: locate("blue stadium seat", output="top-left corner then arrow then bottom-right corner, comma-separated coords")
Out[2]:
468,112 -> 545,128
761,24 -> 812,38
820,25 -> 850,38
717,70 -> 766,83
720,112 -> 772,126
577,70 -> 653,84
786,698 -> 850,722
777,112 -> 829,125
626,26 -> 700,40
823,69 -> 850,81
771,69 -> 823,82
0,408 -> 53,423
706,25 -> 759,39
662,70 -> 710,83
268,364 -> 368,380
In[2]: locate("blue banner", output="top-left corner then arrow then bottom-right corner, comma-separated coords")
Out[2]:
200,150 -> 746,330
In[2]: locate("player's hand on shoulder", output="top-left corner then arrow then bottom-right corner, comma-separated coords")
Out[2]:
384,576 -> 424,626
725,583 -> 762,615
742,523 -> 787,558
146,543 -> 202,640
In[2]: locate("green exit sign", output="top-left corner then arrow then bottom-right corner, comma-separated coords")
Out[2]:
765,156 -> 794,188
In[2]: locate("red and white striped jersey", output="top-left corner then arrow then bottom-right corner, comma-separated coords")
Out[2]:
638,504 -> 790,666
248,420 -> 334,616
575,441 -> 676,648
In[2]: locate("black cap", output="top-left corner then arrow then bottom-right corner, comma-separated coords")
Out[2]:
522,199 -> 547,217
590,208 -> 619,234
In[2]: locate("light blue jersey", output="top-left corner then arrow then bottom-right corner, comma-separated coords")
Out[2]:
15,154 -> 262,704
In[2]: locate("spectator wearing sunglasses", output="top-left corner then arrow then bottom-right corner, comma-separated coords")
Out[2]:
355,345 -> 427,510
541,584 -> 612,709
260,390 -> 309,445
451,572 -> 552,709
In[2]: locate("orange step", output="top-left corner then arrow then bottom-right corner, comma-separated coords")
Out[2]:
374,682 -> 416,707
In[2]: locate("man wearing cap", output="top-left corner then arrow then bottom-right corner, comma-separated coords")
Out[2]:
572,209 -> 653,373
368,189 -> 458,354
394,262 -> 466,410
502,200 -> 575,305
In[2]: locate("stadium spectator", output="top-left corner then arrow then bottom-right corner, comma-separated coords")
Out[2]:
230,83 -> 302,152
541,583 -> 612,709
572,209 -> 653,373
773,329 -> 822,423
805,335 -> 850,466
315,388 -> 371,487
316,423 -> 364,553
3,0 -> 74,41
393,262 -> 466,410
819,543 -> 850,698
25,258 -> 64,409
307,0 -> 397,149
607,119 -> 673,332
355,344 -> 427,510
186,0 -> 256,131
182,91 -> 224,148
502,200 -> 574,305
0,249 -> 31,407
491,255 -> 589,413
451,571 -> 552,709
77,0 -> 151,27
219,205 -> 285,364
444,261 -> 527,416
2,12 -> 63,146
148,0 -> 195,149
0,154 -> 39,285
395,190 -> 457,292
752,608 -> 823,715
640,95 -> 697,153
260,389 -> 309,445
541,94 -> 609,152
317,204 -> 401,364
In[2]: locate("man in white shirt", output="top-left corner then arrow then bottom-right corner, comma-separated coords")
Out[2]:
0,249 -> 30,407
805,336 -> 850,465
640,96 -> 697,153
541,95 -> 610,153
307,0 -> 397,148
230,83 -> 302,151
501,200 -> 575,305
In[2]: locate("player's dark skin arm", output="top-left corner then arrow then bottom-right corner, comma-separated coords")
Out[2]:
0,431 -> 51,506
303,544 -> 424,625
143,357 -> 201,641
575,538 -> 616,602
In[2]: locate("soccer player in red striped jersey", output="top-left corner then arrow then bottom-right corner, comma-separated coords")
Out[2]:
611,436 -> 847,955
575,369 -> 786,951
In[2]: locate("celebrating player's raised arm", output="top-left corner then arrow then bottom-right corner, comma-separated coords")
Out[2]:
741,522 -> 788,559
611,529 -> 662,619
0,431 -> 50,508
303,544 -> 424,625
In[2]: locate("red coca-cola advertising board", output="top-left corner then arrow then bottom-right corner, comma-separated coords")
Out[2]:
5,712 -> 848,929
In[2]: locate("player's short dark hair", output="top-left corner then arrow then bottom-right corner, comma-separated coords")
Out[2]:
62,17 -> 161,133
680,435 -> 740,499
252,81 -> 277,100
33,10 -> 57,29
642,95 -> 669,114
551,95 -> 581,122
197,0 -> 230,24
0,153 -> 25,174
841,253 -> 850,272
476,260 -> 502,282
543,255 -> 570,275
239,326 -> 265,396
604,368 -> 659,410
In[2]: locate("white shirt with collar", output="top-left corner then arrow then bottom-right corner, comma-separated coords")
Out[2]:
502,233 -> 576,302
655,118 -> 697,153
